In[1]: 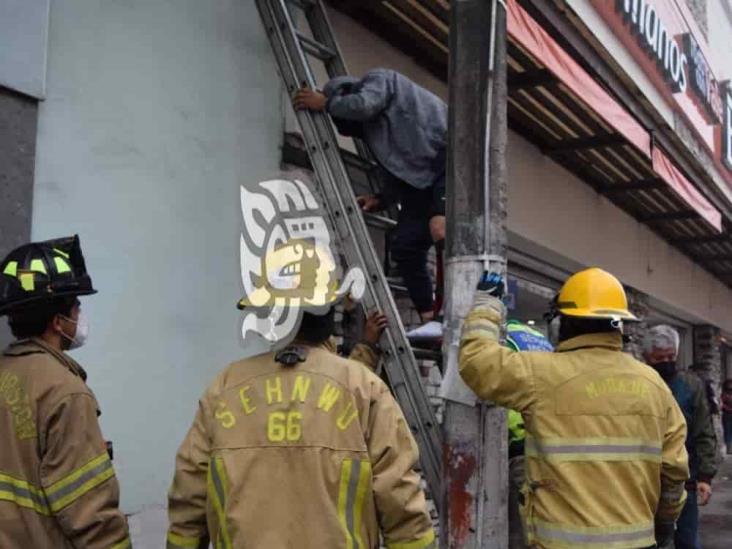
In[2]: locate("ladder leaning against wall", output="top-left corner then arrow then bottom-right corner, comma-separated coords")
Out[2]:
254,0 -> 443,511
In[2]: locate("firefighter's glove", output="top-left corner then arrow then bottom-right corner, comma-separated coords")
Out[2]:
477,271 -> 504,297
654,520 -> 675,548
471,272 -> 505,324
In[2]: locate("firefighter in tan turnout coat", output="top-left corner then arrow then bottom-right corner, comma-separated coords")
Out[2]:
0,236 -> 130,549
459,268 -> 689,549
166,306 -> 435,549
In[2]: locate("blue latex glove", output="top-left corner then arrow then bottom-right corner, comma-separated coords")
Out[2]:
477,271 -> 504,298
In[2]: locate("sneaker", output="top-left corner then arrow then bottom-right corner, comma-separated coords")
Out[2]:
406,320 -> 443,342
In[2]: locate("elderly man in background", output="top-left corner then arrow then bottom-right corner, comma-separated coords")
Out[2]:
643,325 -> 718,549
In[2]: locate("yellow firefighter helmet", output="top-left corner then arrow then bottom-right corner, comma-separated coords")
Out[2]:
556,267 -> 638,321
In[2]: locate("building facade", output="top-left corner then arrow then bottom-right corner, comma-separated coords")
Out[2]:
1,0 -> 731,545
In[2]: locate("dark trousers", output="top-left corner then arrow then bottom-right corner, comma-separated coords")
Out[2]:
675,489 -> 701,549
390,180 -> 444,315
723,411 -> 732,449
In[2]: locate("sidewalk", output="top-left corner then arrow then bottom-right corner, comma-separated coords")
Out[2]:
699,454 -> 732,549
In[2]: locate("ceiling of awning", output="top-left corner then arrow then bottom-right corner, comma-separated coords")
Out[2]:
325,0 -> 732,287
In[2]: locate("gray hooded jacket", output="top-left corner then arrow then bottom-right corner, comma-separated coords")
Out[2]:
323,69 -> 447,190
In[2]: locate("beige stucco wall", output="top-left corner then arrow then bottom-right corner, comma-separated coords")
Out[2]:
328,5 -> 732,333
507,131 -> 732,332
707,0 -> 732,81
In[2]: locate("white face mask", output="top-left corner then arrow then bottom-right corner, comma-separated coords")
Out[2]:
60,310 -> 89,350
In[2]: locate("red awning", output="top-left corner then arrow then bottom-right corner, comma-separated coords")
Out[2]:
653,147 -> 723,232
506,0 -> 722,233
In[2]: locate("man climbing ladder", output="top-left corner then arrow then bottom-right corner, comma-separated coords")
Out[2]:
294,68 -> 447,343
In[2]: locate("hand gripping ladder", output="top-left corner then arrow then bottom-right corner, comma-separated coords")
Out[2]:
255,0 -> 443,507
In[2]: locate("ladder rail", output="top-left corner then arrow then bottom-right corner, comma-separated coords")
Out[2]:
257,0 -> 443,507
302,0 -> 386,199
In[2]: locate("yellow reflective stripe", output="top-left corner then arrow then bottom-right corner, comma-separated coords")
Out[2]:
337,458 -> 372,549
0,471 -> 51,516
3,261 -> 18,276
526,436 -> 662,447
387,530 -> 437,549
338,458 -> 354,549
54,257 -> 72,274
208,458 -> 232,549
214,459 -> 232,549
45,453 -> 109,495
352,460 -> 371,549
29,259 -> 47,275
44,452 -> 115,513
109,537 -> 132,549
525,436 -> 662,463
19,272 -> 35,291
532,518 -> 655,548
53,248 -> 70,259
167,531 -> 202,549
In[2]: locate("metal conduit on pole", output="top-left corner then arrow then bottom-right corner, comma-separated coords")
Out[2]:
441,0 -> 508,547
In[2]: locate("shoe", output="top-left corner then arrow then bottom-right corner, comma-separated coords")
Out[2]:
406,320 -> 443,342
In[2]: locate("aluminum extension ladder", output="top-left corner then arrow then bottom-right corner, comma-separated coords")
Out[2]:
255,0 -> 443,509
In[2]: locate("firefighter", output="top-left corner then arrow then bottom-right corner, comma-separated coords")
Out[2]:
0,235 -> 131,548
643,325 -> 717,549
166,305 -> 435,548
459,268 -> 689,549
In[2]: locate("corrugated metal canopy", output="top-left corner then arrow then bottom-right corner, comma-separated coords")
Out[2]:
324,0 -> 732,286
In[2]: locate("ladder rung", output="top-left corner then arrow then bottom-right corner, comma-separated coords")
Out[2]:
255,0 -> 443,512
364,213 -> 397,230
342,151 -> 378,172
386,277 -> 408,293
285,0 -> 314,10
412,348 -> 443,362
296,32 -> 336,60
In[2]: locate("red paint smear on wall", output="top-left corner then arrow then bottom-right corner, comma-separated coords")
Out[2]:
445,443 -> 477,547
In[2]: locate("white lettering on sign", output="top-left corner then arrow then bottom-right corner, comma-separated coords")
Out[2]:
724,87 -> 732,170
618,0 -> 687,93
684,33 -> 723,124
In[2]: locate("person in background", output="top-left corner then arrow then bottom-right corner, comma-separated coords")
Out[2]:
688,363 -> 721,416
294,68 -> 447,343
643,325 -> 717,549
0,235 -> 131,549
722,379 -> 732,454
459,268 -> 689,549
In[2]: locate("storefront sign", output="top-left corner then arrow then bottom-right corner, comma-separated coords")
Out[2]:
684,32 -> 723,124
592,0 -> 732,184
617,0 -> 687,93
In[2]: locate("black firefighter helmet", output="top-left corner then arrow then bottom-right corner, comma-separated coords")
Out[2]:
0,235 -> 97,316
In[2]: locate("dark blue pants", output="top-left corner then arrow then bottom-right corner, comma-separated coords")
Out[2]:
723,412 -> 732,448
389,176 -> 445,315
675,489 -> 701,549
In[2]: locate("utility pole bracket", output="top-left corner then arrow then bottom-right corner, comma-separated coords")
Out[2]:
446,254 -> 507,271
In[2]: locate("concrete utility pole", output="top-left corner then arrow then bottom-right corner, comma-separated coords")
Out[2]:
441,0 -> 508,547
